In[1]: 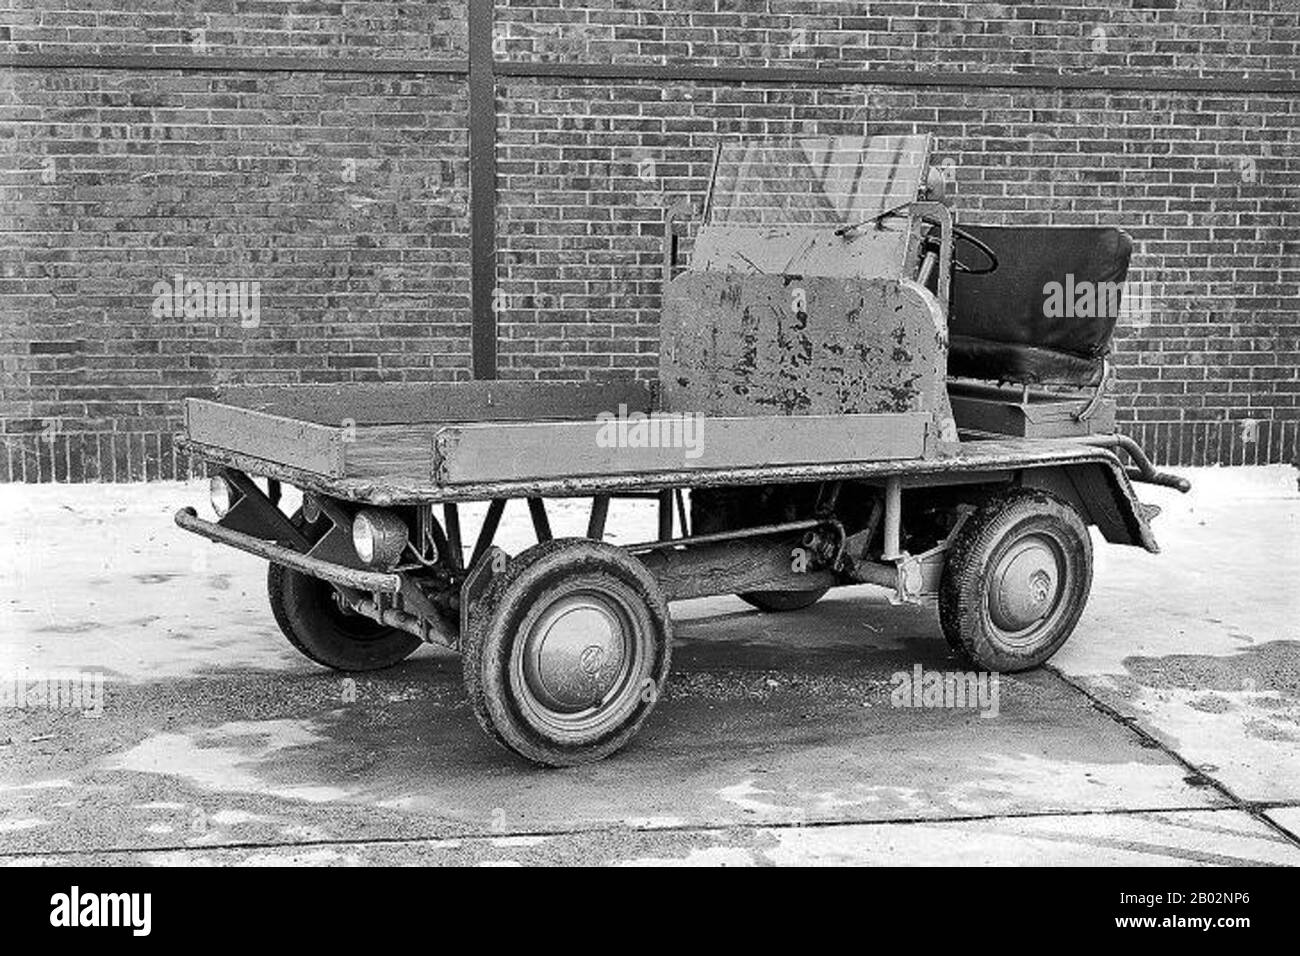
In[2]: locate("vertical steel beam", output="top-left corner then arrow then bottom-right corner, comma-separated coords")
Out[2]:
471,497 -> 507,566
528,497 -> 553,542
657,489 -> 674,541
442,503 -> 464,570
587,494 -> 610,540
674,488 -> 689,537
469,0 -> 498,379
882,476 -> 903,560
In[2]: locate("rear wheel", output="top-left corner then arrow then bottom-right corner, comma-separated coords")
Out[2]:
739,589 -> 829,612
462,538 -> 672,767
939,489 -> 1092,672
267,512 -> 421,672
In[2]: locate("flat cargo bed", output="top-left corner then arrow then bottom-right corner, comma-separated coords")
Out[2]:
183,380 -> 939,497
177,382 -> 1141,512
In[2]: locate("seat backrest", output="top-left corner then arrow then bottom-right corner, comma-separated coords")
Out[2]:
948,225 -> 1133,387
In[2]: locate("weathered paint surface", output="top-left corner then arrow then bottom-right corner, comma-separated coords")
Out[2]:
175,434 -> 1146,520
215,381 -> 656,427
186,400 -> 346,478
661,275 -> 952,425
430,412 -> 929,484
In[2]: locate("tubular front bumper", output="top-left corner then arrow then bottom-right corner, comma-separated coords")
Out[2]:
174,506 -> 401,594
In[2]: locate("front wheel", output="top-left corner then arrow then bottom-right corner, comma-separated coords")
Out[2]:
939,490 -> 1093,672
267,511 -> 421,672
462,538 -> 672,767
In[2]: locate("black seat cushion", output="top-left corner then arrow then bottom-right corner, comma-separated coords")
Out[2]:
948,225 -> 1133,387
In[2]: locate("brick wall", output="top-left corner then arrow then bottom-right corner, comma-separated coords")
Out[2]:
496,0 -> 1298,76
3,1 -> 1298,479
0,2 -> 473,481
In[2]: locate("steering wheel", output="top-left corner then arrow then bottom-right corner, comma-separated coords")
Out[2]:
951,225 -> 998,275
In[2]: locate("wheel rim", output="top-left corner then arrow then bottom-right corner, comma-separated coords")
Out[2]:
985,532 -> 1066,647
508,580 -> 649,744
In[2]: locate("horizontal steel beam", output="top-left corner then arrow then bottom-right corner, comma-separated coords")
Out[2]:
176,434 -> 1132,506
3,52 -> 1294,94
496,60 -> 1300,94
175,506 -> 401,593
0,52 -> 468,75
623,518 -> 829,554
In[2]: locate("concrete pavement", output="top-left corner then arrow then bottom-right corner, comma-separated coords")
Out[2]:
1,466 -> 1297,866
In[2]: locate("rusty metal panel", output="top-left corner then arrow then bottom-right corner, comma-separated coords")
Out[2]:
660,275 -> 951,426
950,389 -> 1117,438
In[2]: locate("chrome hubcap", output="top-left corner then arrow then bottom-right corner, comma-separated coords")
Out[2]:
510,582 -> 647,743
522,595 -> 630,713
987,534 -> 1063,641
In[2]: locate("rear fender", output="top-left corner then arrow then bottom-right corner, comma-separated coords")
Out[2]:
1021,461 -> 1159,552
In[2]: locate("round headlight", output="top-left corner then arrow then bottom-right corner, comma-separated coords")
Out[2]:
352,509 -> 408,569
209,475 -> 235,518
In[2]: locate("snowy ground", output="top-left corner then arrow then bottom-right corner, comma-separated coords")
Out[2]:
1,466 -> 1297,866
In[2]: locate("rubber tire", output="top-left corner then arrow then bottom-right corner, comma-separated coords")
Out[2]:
939,489 -> 1093,673
267,512 -> 421,672
739,589 -> 830,612
462,538 -> 672,767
